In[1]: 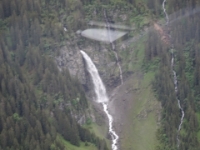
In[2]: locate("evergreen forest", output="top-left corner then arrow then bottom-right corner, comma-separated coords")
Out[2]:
0,0 -> 200,150
0,0 -> 111,149
145,0 -> 200,150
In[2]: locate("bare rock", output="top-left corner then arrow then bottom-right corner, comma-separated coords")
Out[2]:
56,46 -> 86,85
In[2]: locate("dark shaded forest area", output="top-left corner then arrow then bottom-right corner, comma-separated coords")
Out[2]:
144,0 -> 200,150
0,0 -> 110,149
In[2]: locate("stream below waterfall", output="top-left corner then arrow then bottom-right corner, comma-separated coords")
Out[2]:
80,50 -> 119,150
162,0 -> 185,148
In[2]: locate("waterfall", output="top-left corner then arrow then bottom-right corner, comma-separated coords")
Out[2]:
171,49 -> 185,148
162,1 -> 185,148
104,10 -> 123,85
80,50 -> 119,150
113,51 -> 123,84
162,0 -> 169,24
80,51 -> 108,103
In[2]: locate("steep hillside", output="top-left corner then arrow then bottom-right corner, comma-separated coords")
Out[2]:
1,0 -> 200,150
145,1 -> 200,149
0,0 -> 110,149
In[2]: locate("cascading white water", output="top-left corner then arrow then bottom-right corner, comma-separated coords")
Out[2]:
162,0 -> 169,24
80,51 -> 108,103
162,1 -> 185,148
104,11 -> 123,85
80,50 -> 119,150
102,103 -> 119,150
113,51 -> 123,84
171,49 -> 185,148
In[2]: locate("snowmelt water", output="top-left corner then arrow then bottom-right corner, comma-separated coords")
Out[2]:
162,1 -> 185,148
80,50 -> 119,150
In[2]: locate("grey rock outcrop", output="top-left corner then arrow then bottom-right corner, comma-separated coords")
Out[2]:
56,42 -> 121,90
56,45 -> 86,85
55,42 -> 121,126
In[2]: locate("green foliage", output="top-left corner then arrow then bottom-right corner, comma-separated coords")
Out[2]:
143,57 -> 160,72
12,113 -> 22,121
0,19 -> 7,31
86,118 -> 92,125
50,144 -> 56,150
0,0 -> 108,149
147,1 -> 200,149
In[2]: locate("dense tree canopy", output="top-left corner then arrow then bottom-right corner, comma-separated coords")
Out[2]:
0,0 -> 109,149
144,0 -> 200,149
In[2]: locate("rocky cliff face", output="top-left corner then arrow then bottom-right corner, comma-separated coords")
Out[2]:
56,40 -> 122,91
55,39 -> 122,126
56,45 -> 87,84
56,7 -> 132,91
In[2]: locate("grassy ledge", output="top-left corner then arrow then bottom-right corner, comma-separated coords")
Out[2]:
59,135 -> 98,150
118,35 -> 161,150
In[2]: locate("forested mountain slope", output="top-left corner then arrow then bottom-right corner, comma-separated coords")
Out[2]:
145,0 -> 200,149
0,0 -> 153,149
0,0 -> 109,149
1,0 -> 200,150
